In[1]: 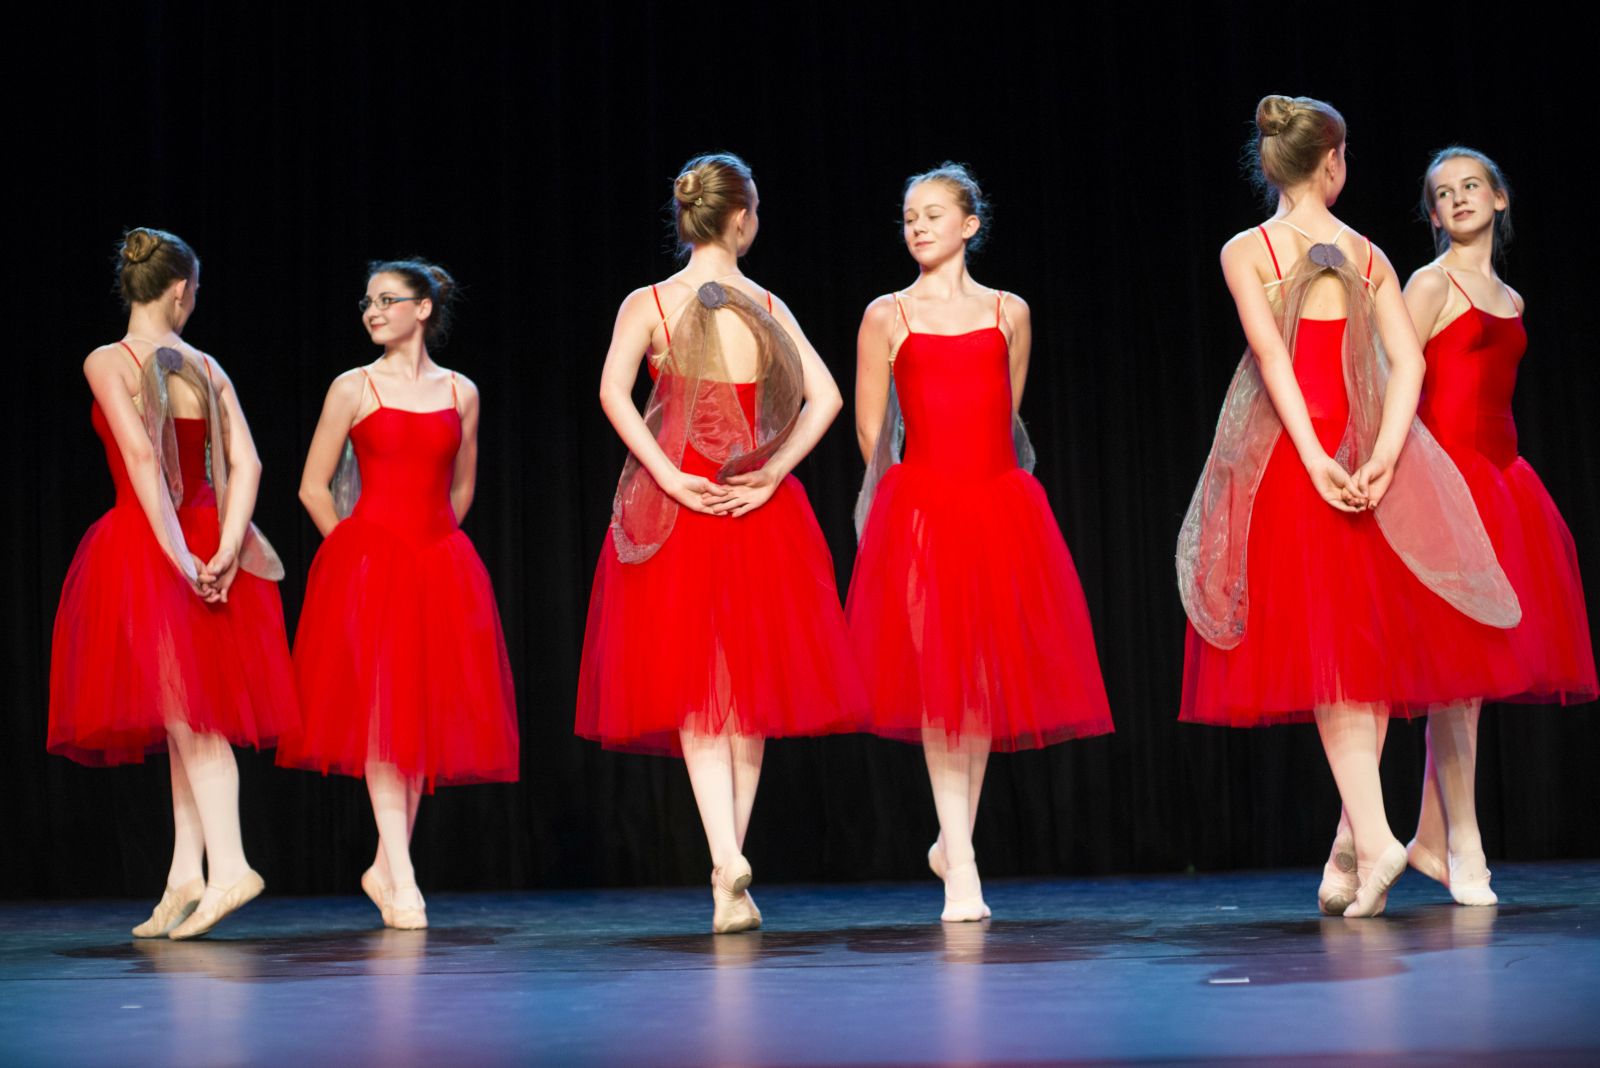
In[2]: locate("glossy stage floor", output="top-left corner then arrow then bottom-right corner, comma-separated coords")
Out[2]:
2,862 -> 1597,1066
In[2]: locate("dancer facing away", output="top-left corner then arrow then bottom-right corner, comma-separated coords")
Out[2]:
1391,148 -> 1596,905
576,153 -> 865,934
1177,97 -> 1529,918
279,259 -> 519,930
49,228 -> 298,939
849,163 -> 1114,923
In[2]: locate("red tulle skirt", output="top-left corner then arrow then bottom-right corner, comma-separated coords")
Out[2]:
576,474 -> 867,756
278,518 -> 520,790
1181,429 -> 1533,727
847,464 -> 1114,751
1451,450 -> 1596,703
48,500 -> 298,766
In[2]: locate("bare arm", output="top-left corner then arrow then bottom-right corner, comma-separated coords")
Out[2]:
749,293 -> 843,479
1220,234 -> 1360,512
1004,295 -> 1033,413
82,348 -> 201,589
299,372 -> 365,538
1353,247 -> 1427,505
450,375 -> 480,523
854,296 -> 899,464
195,357 -> 263,598
717,293 -> 844,517
1402,264 -> 1450,345
597,289 -> 719,513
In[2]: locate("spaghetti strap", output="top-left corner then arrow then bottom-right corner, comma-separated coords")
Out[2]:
892,291 -> 912,332
1364,237 -> 1374,282
1257,226 -> 1282,281
765,290 -> 773,314
359,368 -> 384,408
1437,266 -> 1477,310
115,340 -> 143,370
650,284 -> 672,347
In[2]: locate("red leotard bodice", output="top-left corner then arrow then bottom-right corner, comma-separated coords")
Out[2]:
1416,307 -> 1525,469
895,327 -> 1018,477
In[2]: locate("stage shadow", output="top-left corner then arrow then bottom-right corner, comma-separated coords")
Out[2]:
59,926 -> 513,981
623,918 -> 1148,965
1143,903 -> 1587,986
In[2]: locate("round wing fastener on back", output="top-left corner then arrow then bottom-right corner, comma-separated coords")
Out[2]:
697,280 -> 729,309
1307,243 -> 1346,269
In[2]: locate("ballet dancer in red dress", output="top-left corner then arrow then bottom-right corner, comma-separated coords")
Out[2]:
280,259 -> 519,930
1178,98 -> 1529,917
1325,148 -> 1598,909
849,163 -> 1114,922
49,227 -> 297,938
576,153 -> 865,933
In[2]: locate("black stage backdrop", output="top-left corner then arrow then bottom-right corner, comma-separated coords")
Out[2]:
8,6 -> 1597,898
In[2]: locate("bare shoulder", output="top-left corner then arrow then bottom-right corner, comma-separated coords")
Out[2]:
861,293 -> 899,330
995,289 -> 1031,321
619,284 -> 663,316
326,367 -> 371,403
442,368 -> 481,405
1404,263 -> 1450,298
83,342 -> 131,377
193,349 -> 233,389
1362,239 -> 1399,287
1505,283 -> 1527,314
757,284 -> 791,316
1221,227 -> 1264,259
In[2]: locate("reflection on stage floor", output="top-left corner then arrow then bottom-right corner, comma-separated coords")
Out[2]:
3,862 -> 1597,1065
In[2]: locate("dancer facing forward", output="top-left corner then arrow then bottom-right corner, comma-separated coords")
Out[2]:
1177,98 -> 1527,918
1391,148 -> 1596,905
849,163 -> 1114,922
576,153 -> 865,934
280,259 -> 519,930
50,228 -> 297,939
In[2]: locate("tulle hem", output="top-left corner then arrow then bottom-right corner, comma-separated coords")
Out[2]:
47,504 -> 298,765
576,475 -> 868,757
1449,453 -> 1596,704
277,516 -> 520,791
1180,434 -> 1533,727
847,463 -> 1114,751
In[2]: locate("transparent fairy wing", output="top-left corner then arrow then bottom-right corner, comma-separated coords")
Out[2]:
853,378 -> 903,540
610,283 -> 804,563
1177,243 -> 1518,649
136,349 -> 198,585
330,437 -> 363,521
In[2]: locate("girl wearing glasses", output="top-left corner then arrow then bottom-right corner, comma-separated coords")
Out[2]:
49,227 -> 297,939
576,153 -> 864,933
279,259 -> 519,930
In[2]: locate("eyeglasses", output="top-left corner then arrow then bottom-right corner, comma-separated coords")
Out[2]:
358,294 -> 421,313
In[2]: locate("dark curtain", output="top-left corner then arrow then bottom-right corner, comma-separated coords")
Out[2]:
8,5 -> 1595,898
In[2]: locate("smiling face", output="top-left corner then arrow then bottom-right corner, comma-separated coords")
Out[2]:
902,180 -> 980,268
1427,155 -> 1508,245
362,272 -> 431,346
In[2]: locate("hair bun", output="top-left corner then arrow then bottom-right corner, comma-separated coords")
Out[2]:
121,228 -> 161,265
1256,95 -> 1298,137
427,264 -> 456,300
674,170 -> 704,205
